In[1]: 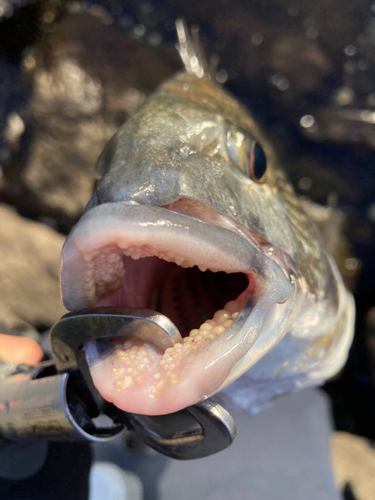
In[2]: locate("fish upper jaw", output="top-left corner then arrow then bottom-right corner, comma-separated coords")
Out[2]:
60,201 -> 292,415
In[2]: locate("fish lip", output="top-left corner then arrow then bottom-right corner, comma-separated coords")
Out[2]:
60,202 -> 292,345
60,202 -> 294,411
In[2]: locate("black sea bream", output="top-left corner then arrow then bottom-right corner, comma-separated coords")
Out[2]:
60,22 -> 354,416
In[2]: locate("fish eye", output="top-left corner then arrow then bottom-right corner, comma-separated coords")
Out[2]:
226,125 -> 267,183
248,141 -> 267,183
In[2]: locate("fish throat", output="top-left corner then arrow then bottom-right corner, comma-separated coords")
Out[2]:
87,250 -> 250,337
62,200 -> 287,415
84,244 -> 252,394
81,210 -> 255,383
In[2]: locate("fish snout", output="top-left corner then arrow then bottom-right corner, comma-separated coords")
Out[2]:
95,163 -> 182,207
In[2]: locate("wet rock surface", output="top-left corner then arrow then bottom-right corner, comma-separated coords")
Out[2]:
0,203 -> 66,335
1,9 -> 177,226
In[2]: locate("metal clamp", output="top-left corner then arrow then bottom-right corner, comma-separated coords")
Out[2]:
0,308 -> 237,459
122,399 -> 236,459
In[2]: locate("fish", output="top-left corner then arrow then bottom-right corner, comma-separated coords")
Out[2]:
60,21 -> 355,416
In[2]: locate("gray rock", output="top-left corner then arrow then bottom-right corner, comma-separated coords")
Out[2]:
0,204 -> 66,334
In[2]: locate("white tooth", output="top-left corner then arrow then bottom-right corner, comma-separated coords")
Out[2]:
224,300 -> 241,313
213,310 -> 231,323
84,281 -> 95,291
132,254 -> 141,260
86,287 -> 96,299
198,265 -> 207,272
175,257 -> 184,266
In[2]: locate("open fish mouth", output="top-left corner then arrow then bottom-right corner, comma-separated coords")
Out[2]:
60,199 -> 292,415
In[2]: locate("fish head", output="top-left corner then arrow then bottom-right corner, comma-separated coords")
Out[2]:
60,70 -> 339,416
91,73 -> 295,259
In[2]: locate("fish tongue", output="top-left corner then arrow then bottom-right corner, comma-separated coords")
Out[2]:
83,295 -> 268,416
84,325 -> 233,417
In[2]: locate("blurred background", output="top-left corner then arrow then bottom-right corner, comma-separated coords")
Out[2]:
0,0 -> 374,498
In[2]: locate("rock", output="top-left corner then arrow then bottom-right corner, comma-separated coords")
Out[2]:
332,431 -> 375,500
3,11 -> 177,223
0,203 -> 66,334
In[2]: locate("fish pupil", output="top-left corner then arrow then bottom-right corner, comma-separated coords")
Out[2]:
249,142 -> 267,182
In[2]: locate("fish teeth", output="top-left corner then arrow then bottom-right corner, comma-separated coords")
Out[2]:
108,253 -> 119,263
86,287 -> 96,299
84,281 -> 95,291
213,309 -> 231,323
224,300 -> 241,313
82,240 -> 231,305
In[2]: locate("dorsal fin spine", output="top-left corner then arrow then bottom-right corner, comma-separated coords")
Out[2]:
175,19 -> 213,80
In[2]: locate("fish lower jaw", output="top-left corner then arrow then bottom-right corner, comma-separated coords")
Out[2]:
85,300 -> 243,415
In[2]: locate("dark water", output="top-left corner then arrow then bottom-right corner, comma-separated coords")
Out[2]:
0,0 -> 375,438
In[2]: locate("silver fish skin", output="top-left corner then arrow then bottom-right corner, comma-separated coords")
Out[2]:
60,31 -> 354,416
